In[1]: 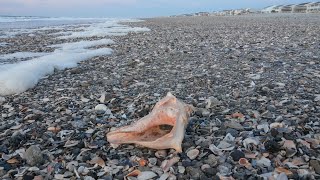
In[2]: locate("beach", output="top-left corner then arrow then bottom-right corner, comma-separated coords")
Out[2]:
0,14 -> 320,179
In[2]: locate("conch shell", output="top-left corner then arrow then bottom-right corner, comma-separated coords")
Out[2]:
106,92 -> 193,152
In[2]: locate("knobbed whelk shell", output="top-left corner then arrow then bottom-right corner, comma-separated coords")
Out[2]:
106,92 -> 194,152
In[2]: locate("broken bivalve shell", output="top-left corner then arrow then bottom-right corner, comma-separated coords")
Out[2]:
256,157 -> 271,167
243,137 -> 260,151
238,158 -> 252,169
282,140 -> 297,157
161,156 -> 180,172
106,92 -> 193,152
270,122 -> 284,129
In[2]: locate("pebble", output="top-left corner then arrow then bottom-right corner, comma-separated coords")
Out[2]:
226,128 -> 239,137
155,150 -> 167,159
187,148 -> 200,160
265,140 -> 280,153
178,166 -> 185,173
204,154 -> 218,167
181,159 -> 193,167
310,160 -> 320,174
217,164 -> 232,176
224,121 -> 244,130
94,104 -> 111,114
25,145 -> 44,166
256,157 -> 271,167
230,150 -> 245,161
205,97 -> 221,109
202,167 -> 217,176
201,164 -> 210,171
148,158 -> 157,167
186,167 -> 203,179
137,171 -> 157,180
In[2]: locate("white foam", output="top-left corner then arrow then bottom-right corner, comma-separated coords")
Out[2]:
0,31 -> 21,38
0,18 -> 149,39
48,31 -> 73,36
0,40 -> 113,95
58,21 -> 150,39
0,52 -> 49,60
0,18 -> 150,96
0,42 -> 9,47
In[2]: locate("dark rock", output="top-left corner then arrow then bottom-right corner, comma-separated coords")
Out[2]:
177,174 -> 189,180
23,174 -> 34,180
0,144 -> 9,154
182,159 -> 193,167
212,175 -> 220,180
202,167 -> 217,176
270,128 -> 279,137
9,132 -> 26,149
230,150 -> 245,161
265,140 -> 280,153
283,133 -> 295,140
0,160 -> 11,171
186,167 -> 204,180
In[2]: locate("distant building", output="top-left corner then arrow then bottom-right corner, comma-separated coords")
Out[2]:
194,12 -> 210,16
222,10 -> 234,16
291,3 -> 309,13
279,4 -> 294,13
261,5 -> 283,13
234,9 -> 246,15
261,2 -> 320,13
245,8 -> 258,14
172,1 -> 320,17
307,2 -> 320,12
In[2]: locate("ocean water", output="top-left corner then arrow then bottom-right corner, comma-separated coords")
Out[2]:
0,16 -> 150,96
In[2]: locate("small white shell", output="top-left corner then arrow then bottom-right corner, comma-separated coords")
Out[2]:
187,149 -> 200,160
137,171 -> 157,180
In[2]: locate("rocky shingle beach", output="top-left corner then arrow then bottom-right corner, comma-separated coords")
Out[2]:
0,14 -> 320,179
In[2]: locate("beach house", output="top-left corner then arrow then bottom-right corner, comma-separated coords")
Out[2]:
291,3 -> 309,13
261,5 -> 283,13
279,5 -> 294,13
307,2 -> 320,13
194,12 -> 210,16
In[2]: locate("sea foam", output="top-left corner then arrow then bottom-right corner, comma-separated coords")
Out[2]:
58,21 -> 150,39
0,42 -> 9,47
0,44 -> 113,95
0,18 -> 149,96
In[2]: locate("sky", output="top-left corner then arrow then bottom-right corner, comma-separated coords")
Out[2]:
0,0 -> 313,18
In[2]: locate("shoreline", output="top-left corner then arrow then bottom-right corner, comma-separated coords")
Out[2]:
0,14 -> 320,179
